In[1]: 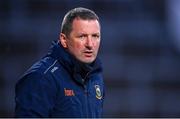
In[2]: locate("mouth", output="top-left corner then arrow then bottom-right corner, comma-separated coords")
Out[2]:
84,51 -> 93,57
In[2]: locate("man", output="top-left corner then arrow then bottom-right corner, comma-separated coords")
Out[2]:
15,7 -> 105,117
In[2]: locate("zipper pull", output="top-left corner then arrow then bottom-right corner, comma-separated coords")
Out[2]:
83,85 -> 88,95
82,78 -> 85,84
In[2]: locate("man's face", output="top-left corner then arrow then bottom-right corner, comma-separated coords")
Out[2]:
61,18 -> 101,64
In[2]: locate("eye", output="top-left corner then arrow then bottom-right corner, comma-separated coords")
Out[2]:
92,34 -> 100,39
78,35 -> 86,40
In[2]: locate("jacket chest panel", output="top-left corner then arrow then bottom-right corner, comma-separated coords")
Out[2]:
50,66 -> 103,117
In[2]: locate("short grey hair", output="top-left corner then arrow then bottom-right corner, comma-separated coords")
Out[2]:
61,7 -> 100,37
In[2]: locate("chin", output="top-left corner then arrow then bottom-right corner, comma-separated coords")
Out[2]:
86,60 -> 95,64
80,59 -> 95,64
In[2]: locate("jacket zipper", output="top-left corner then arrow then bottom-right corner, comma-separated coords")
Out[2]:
83,84 -> 88,118
83,71 -> 91,117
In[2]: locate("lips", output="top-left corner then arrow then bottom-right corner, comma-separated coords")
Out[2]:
84,51 -> 93,57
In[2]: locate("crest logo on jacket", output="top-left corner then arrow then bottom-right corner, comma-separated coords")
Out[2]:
64,88 -> 75,96
95,85 -> 102,99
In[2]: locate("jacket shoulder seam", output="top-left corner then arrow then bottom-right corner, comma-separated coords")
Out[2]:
43,60 -> 58,74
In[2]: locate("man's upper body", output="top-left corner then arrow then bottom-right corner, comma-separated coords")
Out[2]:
15,7 -> 105,118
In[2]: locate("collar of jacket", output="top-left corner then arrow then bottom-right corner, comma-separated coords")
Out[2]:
46,41 -> 103,85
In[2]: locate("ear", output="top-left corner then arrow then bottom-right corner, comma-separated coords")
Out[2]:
59,33 -> 68,48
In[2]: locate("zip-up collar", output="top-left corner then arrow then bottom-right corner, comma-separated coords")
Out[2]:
46,41 -> 102,85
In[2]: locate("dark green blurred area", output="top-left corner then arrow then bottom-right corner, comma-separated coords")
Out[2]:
1,0 -> 180,117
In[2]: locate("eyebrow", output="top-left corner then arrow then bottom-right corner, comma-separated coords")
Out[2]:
77,32 -> 100,35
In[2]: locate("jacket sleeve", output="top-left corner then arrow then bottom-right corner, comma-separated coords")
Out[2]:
15,71 -> 56,117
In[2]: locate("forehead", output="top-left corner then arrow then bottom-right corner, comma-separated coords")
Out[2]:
71,18 -> 100,33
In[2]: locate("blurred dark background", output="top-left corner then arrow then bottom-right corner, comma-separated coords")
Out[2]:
1,0 -> 180,117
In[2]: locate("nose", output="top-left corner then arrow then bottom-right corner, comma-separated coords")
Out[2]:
85,36 -> 93,49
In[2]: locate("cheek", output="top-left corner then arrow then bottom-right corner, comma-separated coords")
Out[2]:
74,43 -> 83,50
70,42 -> 84,52
94,41 -> 100,48
76,43 -> 82,49
68,40 -> 81,49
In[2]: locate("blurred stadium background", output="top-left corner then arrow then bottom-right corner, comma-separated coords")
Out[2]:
1,0 -> 180,117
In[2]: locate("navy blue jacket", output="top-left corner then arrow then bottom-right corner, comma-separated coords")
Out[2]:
15,41 -> 105,118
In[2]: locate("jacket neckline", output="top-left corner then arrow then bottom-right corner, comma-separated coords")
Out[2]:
46,41 -> 102,85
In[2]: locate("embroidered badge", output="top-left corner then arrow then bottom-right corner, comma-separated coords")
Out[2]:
64,88 -> 75,96
95,85 -> 102,99
51,66 -> 58,73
